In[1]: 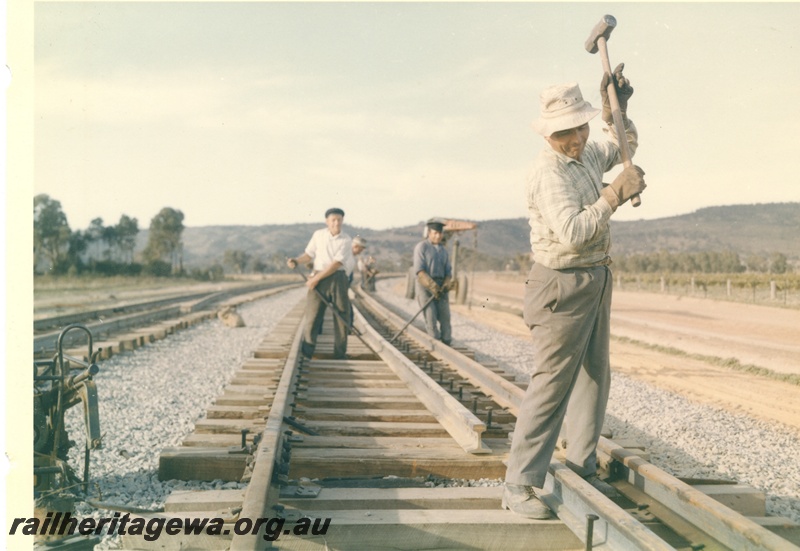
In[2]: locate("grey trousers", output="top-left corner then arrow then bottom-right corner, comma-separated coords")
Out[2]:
505,262 -> 612,488
415,282 -> 451,345
301,270 -> 351,359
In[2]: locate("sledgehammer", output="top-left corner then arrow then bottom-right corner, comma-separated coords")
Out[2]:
585,14 -> 641,207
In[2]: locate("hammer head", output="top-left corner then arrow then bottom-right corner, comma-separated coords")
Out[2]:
585,14 -> 617,54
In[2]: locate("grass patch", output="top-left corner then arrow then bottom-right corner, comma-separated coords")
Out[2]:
611,335 -> 800,387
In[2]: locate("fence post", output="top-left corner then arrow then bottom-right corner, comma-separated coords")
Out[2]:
770,280 -> 776,301
690,277 -> 695,295
660,276 -> 666,293
726,279 -> 732,297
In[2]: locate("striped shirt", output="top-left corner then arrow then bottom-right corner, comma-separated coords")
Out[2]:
527,120 -> 638,269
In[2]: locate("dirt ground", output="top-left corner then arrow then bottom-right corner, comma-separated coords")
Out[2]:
445,273 -> 800,433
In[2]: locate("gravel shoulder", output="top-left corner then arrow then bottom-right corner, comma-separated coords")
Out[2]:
451,303 -> 800,433
444,273 -> 800,431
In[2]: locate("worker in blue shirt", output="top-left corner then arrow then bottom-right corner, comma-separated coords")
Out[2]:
412,220 -> 455,345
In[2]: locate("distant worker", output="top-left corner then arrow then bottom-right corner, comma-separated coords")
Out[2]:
361,255 -> 378,292
287,208 -> 354,360
413,219 -> 455,345
502,68 -> 646,519
347,236 -> 367,286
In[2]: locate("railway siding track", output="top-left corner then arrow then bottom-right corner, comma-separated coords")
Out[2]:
34,282 -> 300,362
116,289 -> 799,550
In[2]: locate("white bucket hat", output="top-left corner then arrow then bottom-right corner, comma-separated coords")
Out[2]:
531,82 -> 600,136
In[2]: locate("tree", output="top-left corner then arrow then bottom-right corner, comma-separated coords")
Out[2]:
143,207 -> 185,275
223,249 -> 251,274
114,215 -> 139,264
769,252 -> 789,274
34,194 -> 71,273
745,254 -> 768,273
85,217 -> 109,262
66,230 -> 88,273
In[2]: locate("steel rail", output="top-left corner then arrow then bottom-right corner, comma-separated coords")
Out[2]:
355,286 -> 800,551
598,440 -> 797,551
230,312 -> 306,551
33,282 -> 300,354
33,290 -> 213,332
355,287 -> 523,414
351,306 -> 490,454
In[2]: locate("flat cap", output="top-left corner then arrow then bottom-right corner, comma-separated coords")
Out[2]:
426,219 -> 445,232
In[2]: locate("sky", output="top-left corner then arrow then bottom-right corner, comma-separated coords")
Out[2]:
30,2 -> 800,232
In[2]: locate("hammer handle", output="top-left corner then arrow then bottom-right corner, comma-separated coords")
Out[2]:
597,36 -> 641,207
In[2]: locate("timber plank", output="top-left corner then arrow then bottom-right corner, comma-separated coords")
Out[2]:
158,447 -> 248,481
300,387 -> 416,397
221,384 -> 273,395
297,379 -> 408,389
694,484 -> 766,516
294,408 -> 437,423
275,510 -> 580,551
194,418 -> 265,434
119,511 -> 235,550
289,447 -> 507,479
304,359 -> 388,369
299,371 -> 397,381
294,396 -> 425,410
291,436 -> 464,450
242,358 -> 284,366
280,486 -> 504,510
182,432 -> 256,447
302,421 -> 450,437
206,405 -> 264,419
165,489 -> 245,512
230,375 -> 280,386
215,394 -> 273,407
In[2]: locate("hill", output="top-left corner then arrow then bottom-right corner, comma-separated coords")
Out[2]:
139,202 -> 800,270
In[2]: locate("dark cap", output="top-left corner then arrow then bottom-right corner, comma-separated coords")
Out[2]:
325,207 -> 345,218
426,219 -> 445,233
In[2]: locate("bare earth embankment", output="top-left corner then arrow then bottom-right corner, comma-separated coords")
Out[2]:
446,272 -> 800,432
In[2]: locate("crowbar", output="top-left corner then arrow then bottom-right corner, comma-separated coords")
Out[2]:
388,294 -> 436,344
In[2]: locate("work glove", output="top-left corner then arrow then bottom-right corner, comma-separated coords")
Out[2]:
442,276 -> 456,293
601,165 -> 646,210
601,63 -> 634,125
417,271 -> 442,299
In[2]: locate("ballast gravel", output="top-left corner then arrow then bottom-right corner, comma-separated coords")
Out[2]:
376,280 -> 800,525
65,281 -> 799,550
64,287 -> 306,548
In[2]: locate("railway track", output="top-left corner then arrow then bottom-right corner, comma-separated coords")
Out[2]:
103,288 -> 800,550
33,281 -> 301,361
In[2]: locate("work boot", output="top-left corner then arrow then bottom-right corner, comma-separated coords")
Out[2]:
501,484 -> 552,519
583,474 -> 619,498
